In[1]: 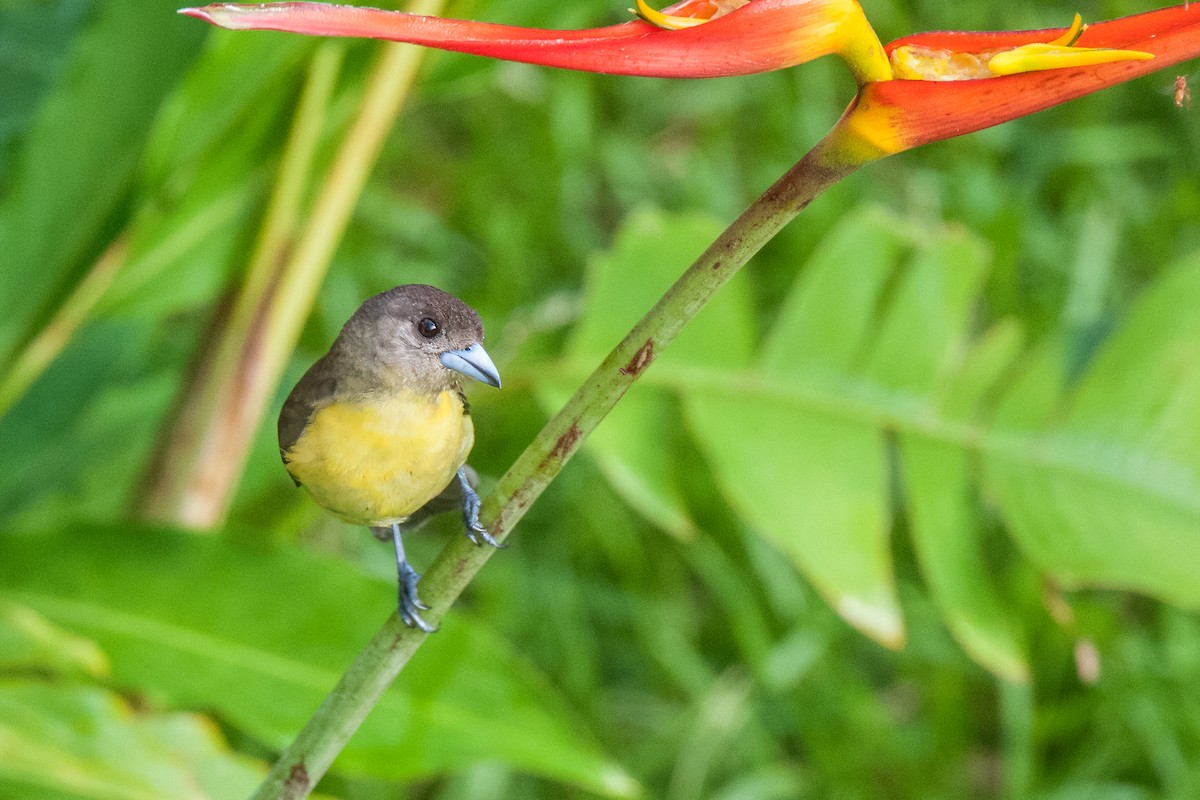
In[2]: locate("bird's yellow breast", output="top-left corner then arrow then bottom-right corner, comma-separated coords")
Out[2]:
283,390 -> 474,527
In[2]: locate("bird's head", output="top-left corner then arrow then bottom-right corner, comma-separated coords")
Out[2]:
338,284 -> 501,393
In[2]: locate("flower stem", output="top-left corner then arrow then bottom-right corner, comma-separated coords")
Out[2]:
142,0 -> 444,527
251,134 -> 864,799
0,236 -> 129,417
139,41 -> 345,526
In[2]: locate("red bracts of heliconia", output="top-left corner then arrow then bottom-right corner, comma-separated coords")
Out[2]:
182,1 -> 1200,159
843,3 -> 1200,156
180,0 -> 891,83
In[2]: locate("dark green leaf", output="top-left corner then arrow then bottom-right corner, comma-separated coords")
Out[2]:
0,683 -> 264,800
984,259 -> 1200,607
0,0 -> 205,360
0,526 -> 638,797
0,601 -> 108,678
545,208 -> 755,539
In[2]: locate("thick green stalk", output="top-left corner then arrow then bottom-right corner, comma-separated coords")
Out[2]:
251,134 -> 863,799
0,236 -> 128,416
139,41 -> 344,525
1001,679 -> 1034,800
0,182 -> 259,419
142,0 -> 444,527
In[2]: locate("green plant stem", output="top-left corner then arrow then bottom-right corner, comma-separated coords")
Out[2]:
1001,678 -> 1034,800
142,0 -> 444,527
0,236 -> 129,416
251,135 -> 863,799
139,41 -> 343,526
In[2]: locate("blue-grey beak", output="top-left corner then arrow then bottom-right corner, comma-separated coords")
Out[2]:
440,342 -> 501,388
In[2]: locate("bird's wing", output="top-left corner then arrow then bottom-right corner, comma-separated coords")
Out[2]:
277,359 -> 339,486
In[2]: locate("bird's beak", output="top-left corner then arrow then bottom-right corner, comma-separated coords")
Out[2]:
440,342 -> 501,388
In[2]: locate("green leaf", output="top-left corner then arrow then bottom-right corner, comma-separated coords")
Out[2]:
544,207 -> 756,539
97,30 -> 317,319
0,1 -> 95,171
0,683 -> 265,800
898,322 -> 1029,682
647,203 -> 1200,671
860,227 -> 1028,678
984,258 -> 1200,607
0,0 -> 206,360
686,388 -> 899,645
138,30 -> 313,192
0,319 -> 175,529
0,601 -> 108,679
538,383 -> 696,539
760,206 -> 909,377
899,438 -> 1028,682
0,525 -> 637,798
685,207 -> 919,648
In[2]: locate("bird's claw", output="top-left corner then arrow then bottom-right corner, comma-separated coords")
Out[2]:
466,520 -> 504,549
398,566 -> 436,632
459,467 -> 504,549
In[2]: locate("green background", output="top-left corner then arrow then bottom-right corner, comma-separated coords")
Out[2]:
1,0 -> 1199,797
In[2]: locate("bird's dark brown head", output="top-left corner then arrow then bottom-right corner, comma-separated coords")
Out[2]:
334,284 -> 500,393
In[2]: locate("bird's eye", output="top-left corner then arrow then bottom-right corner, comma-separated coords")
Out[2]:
417,317 -> 440,338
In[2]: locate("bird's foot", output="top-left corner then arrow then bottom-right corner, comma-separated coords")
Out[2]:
459,467 -> 504,549
397,564 -> 436,633
390,522 -> 435,632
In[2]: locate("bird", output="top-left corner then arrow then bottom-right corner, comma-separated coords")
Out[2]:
277,284 -> 502,632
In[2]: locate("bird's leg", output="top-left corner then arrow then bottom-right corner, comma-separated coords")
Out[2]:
458,466 -> 503,548
391,522 -> 435,632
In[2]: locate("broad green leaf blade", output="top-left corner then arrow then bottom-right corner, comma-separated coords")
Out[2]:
761,206 -> 909,377
138,30 -> 314,191
0,320 -> 173,529
685,209 -> 918,647
1063,260 -> 1200,464
100,30 -> 317,319
569,208 -> 755,371
686,389 -> 901,646
0,526 -> 638,798
988,340 -> 1069,432
0,1 -> 93,171
538,384 -> 695,539
984,260 -> 1200,607
0,0 -> 205,361
0,601 -> 108,679
899,321 -> 1029,681
941,320 -> 1026,419
860,226 -> 988,394
860,225 -> 1028,680
545,208 -> 755,538
0,683 -> 264,800
899,436 -> 1028,682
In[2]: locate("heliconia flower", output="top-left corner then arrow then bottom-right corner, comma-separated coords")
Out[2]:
833,3 -> 1200,161
886,14 -> 1152,80
180,0 -> 895,84
181,1 -> 1200,162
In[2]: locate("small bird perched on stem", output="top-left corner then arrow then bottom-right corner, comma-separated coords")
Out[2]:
278,285 -> 502,632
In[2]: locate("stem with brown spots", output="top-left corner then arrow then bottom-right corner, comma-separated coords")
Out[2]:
251,132 -> 864,799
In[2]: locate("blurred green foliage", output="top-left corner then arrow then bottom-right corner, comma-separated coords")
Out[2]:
1,0 -> 1200,798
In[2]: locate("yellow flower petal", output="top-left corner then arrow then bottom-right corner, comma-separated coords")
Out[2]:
632,0 -> 709,29
890,15 -> 1153,82
987,42 -> 1153,76
1046,12 -> 1084,47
